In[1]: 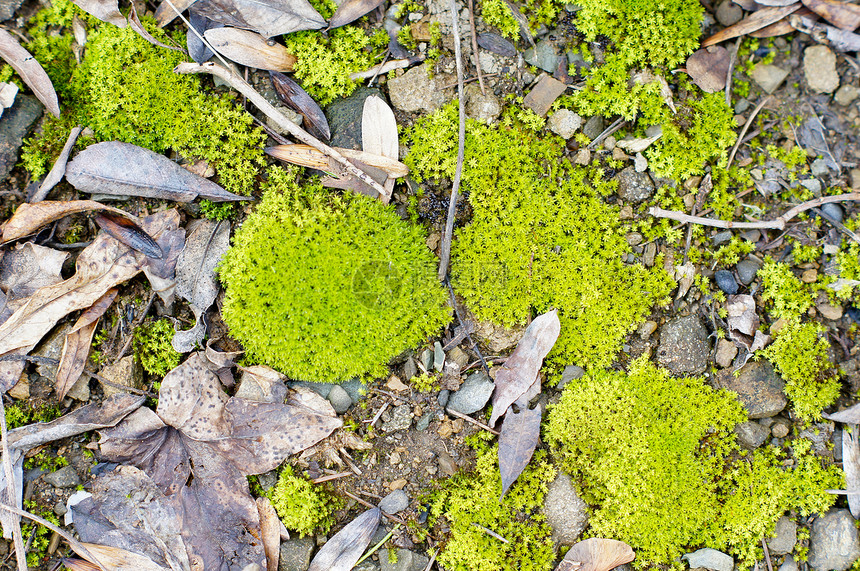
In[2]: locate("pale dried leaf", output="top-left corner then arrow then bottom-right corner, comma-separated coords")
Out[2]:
555,538 -> 635,571
824,402 -> 860,423
265,144 -> 409,178
0,242 -> 68,309
128,3 -> 184,51
1,200 -> 132,243
328,0 -> 385,28
191,0 -> 325,38
308,508 -> 380,571
686,46 -> 731,93
257,497 -> 281,571
702,4 -> 802,46
0,82 -> 17,108
75,543 -> 171,571
802,0 -> 860,30
143,226 -> 185,308
155,0 -> 198,27
756,0 -> 800,5
751,7 -> 815,36
498,402 -> 542,497
73,0 -> 127,27
615,131 -> 662,153
32,125 -> 82,202
726,294 -> 758,337
204,28 -> 296,71
288,386 -> 336,417
362,95 -> 398,160
844,425 -> 860,518
0,29 -> 60,118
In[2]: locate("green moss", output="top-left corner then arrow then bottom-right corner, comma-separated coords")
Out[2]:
5,401 -> 62,429
219,168 -> 450,383
22,500 -> 61,567
430,444 -> 556,571
404,102 -> 674,371
759,260 -> 814,319
269,465 -> 341,536
199,200 -> 235,221
481,0 -> 521,40
134,319 -> 182,377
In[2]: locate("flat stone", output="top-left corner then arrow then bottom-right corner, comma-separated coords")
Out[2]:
616,167 -> 656,203
464,83 -> 501,123
734,421 -> 769,448
548,109 -> 582,140
446,371 -> 494,414
235,369 -> 288,403
713,361 -> 787,419
44,466 -> 81,488
379,489 -> 409,514
682,548 -> 734,571
768,516 -> 797,556
523,75 -> 568,117
817,301 -> 844,321
387,64 -> 453,113
804,46 -> 840,94
558,365 -> 585,390
715,339 -> 738,368
447,347 -> 469,369
808,509 -> 860,571
523,39 -> 561,73
751,64 -> 789,94
835,84 -> 860,106
543,473 -> 588,546
279,536 -> 314,571
716,0 -> 743,26
327,87 -> 383,150
582,115 -> 604,140
737,259 -> 762,286
781,555 -> 799,571
380,549 -> 429,571
382,404 -> 412,432
98,355 -> 144,398
0,95 -> 41,182
327,385 -> 353,414
657,315 -> 710,375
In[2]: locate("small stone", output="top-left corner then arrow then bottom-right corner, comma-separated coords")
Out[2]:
772,420 -> 790,438
716,0 -> 743,26
808,509 -> 860,571
415,413 -> 431,431
98,355 -> 144,398
446,372 -> 494,414
737,259 -> 762,285
715,339 -> 738,368
464,83 -> 501,123
387,63 -> 453,113
557,365 -> 585,390
712,230 -> 733,246
626,232 -> 644,246
638,320 -> 658,340
523,40 -> 562,73
382,404 -> 412,432
522,75 -> 568,117
379,489 -> 409,514
714,270 -> 739,295
44,466 -> 81,488
811,158 -> 830,177
386,375 -> 409,392
327,385 -> 353,414
804,46 -> 840,94
644,242 -> 657,267
751,64 -> 789,94
548,109 -> 583,139
389,451 -> 401,465
682,548 -> 734,571
817,301 -> 843,321
821,203 -> 844,223
802,269 -> 818,283
616,167 -> 656,203
447,347 -> 469,369
390,478 -> 408,490
53,501 -> 67,517
603,136 -> 616,151
433,341 -> 445,371
713,361 -> 787,419
611,147 -> 628,161
781,555 -> 799,571
634,153 -> 648,172
851,169 -> 860,189
437,389 -> 450,407
279,537 -> 314,571
380,549 -> 429,571
801,178 -> 823,195
543,473 -> 589,546
768,516 -> 797,556
574,148 -> 591,165
835,84 -> 860,106
582,115 -> 604,140
437,451 -> 457,476
734,421 -> 770,449
657,315 -> 710,375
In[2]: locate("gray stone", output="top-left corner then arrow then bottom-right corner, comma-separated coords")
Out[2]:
380,549 -> 429,571
402,357 -> 417,381
682,548 -> 734,571
523,39 -> 561,73
290,381 -> 332,399
751,64 -> 789,94
33,324 -> 71,379
279,537 -> 314,571
98,355 -> 144,398
821,203 -> 844,224
734,421 -> 770,449
340,378 -> 367,403
808,509 -> 860,571
548,109 -> 582,139
715,339 -> 738,368
713,361 -> 787,419
437,389 -> 450,407
712,230 -> 733,246
768,516 -> 797,556
582,115 -> 604,140
235,370 -> 288,403
558,365 -> 585,390
355,562 -> 380,571
737,259 -> 762,286
420,348 -> 433,372
387,64 -> 453,113
379,489 -> 409,514
804,46 -> 840,94
780,555 -> 799,571
433,341 -> 445,371
812,158 -> 830,177
44,466 -> 81,488
382,404 -> 412,432
543,473 -> 588,546
657,315 -> 710,375
446,371 -> 494,414
327,385 -> 353,414
801,177 -> 823,195
616,167 -> 656,204
716,0 -> 743,26
464,83 -> 501,123
0,0 -> 23,21
0,95 -> 41,182
835,84 -> 860,106
415,413 -> 431,431
326,87 -> 383,150
715,270 -> 739,295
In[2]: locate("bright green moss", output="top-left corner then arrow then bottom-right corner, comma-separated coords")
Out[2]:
759,260 -> 814,319
545,357 -> 745,566
404,102 -> 674,371
481,0 -> 521,40
430,443 -> 556,571
762,319 -> 840,422
134,319 -> 182,377
219,168 -> 450,383
270,465 -> 341,536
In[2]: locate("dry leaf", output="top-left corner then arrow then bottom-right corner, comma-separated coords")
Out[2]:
187,10 -> 223,63
824,402 -> 860,423
32,125 -> 82,203
143,226 -> 185,308
477,32 -> 517,56
191,0 -> 325,38
270,71 -> 330,140
238,365 -> 289,404
702,4 -> 802,46
328,0 -> 385,29
686,46 -> 731,92
802,0 -> 860,30
95,212 -> 163,259
362,95 -> 398,160
615,129 -> 662,153
556,538 -> 635,571
155,0 -> 198,27
0,29 -> 60,118
498,400 -> 542,497
204,28 -> 296,71
0,242 -> 68,309
791,13 -> 860,50
257,497 -> 281,571
73,543 -> 170,571
844,425 -> 860,518
631,70 -> 676,113
266,144 -> 409,178
750,8 -> 816,36
308,508 -> 380,571
128,3 -> 184,51
756,0 -> 801,5
73,0 -> 127,26
66,141 -> 250,202
1,200 -> 130,243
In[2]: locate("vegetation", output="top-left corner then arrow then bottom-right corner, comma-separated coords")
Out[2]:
269,465 -> 341,536
134,319 -> 183,377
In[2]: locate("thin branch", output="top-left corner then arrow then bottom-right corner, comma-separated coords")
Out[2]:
341,491 -> 408,525
725,37 -> 742,107
762,538 -> 773,571
311,471 -> 353,484
446,407 -> 499,435
727,95 -> 771,169
0,397 -> 26,571
587,117 -> 627,150
446,281 -> 489,374
467,0 -> 485,95
471,523 -> 509,543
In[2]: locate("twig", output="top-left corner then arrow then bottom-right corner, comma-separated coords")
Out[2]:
812,206 -> 860,245
471,523 -> 509,543
437,0 -> 466,282
114,290 -> 157,362
0,397 -> 27,571
446,281 -> 489,374
727,95 -> 772,169
650,193 -> 860,231
826,489 -> 860,495
311,471 -> 353,484
762,538 -> 774,571
365,401 -> 389,427
587,117 -> 626,150
367,49 -> 391,87
342,490 -> 408,525
439,73 -> 499,89
423,549 -> 438,571
725,37 -> 743,107
354,524 -> 400,566
174,62 -> 389,199
164,0 -> 232,70
467,0 -> 485,95
446,407 -> 499,435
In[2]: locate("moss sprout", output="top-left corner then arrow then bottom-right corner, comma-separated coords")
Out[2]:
759,259 -> 814,319
269,465 -> 341,536
481,0 -> 521,40
134,319 -> 182,377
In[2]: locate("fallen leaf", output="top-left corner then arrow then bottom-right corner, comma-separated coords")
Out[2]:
791,13 -> 860,50
154,0 -> 198,27
66,141 -> 250,202
702,4 -> 802,46
70,543 -> 170,571
270,71 -> 330,140
128,3 -> 184,51
844,425 -> 860,518
321,157 -> 389,197
32,125 -> 83,203
307,508 -> 380,571
0,29 -> 60,118
498,400 -> 542,497
328,0 -> 385,29
362,95 -> 398,160
204,28 -> 296,71
257,497 -> 281,571
1,200 -> 130,243
802,0 -> 860,30
190,0 -> 325,38
265,144 -> 408,178
143,225 -> 185,308
73,0 -> 127,26
187,9 -> 223,63
615,129 -> 663,153
489,310 -> 560,427
686,46 -> 731,92
477,32 -> 517,57
95,212 -> 163,259
0,242 -> 68,310
726,295 -> 758,337
756,0 -> 800,5
556,538 -> 635,571
824,402 -> 860,423
238,365 -> 289,404
348,56 -> 421,80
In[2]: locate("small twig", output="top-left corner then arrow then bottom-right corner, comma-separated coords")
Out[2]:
439,73 -> 499,89
354,524 -> 400,566
762,538 -> 774,571
437,0 -> 466,282
725,37 -> 743,107
164,0 -> 232,70
0,397 -> 27,571
467,0 -> 485,95
471,523 -> 509,543
446,281 -> 489,374
339,448 -> 363,476
365,401 -> 389,427
826,489 -> 860,495
727,95 -> 772,169
311,471 -> 353,484
367,49 -> 392,87
342,490 -> 408,525
446,407 -> 499,435
115,290 -> 157,362
587,117 -> 626,150
423,549 -> 438,571
812,206 -> 860,245
252,116 -> 290,145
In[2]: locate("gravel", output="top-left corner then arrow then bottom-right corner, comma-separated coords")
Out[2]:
44,466 -> 81,488
715,270 -> 739,295
804,46 -> 840,94
379,489 -> 409,514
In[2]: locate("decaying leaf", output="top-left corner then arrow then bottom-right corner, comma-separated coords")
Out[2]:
95,212 -> 163,259
802,0 -> 860,30
362,95 -> 398,160
321,157 -> 389,197
265,144 -> 408,178
522,75 -> 567,117
756,0 -> 801,6
73,0 -> 126,26
270,71 -> 330,141
1,200 -> 129,243
631,70 -> 675,113
844,425 -> 860,518
143,225 -> 185,308
750,7 -> 815,37
66,141 -> 250,202
0,29 -> 60,118
498,400 -> 542,497
328,0 -> 385,29
824,402 -> 860,423
204,27 -> 296,71
257,497 -> 282,571
477,32 -> 517,57
489,310 -> 560,427
187,9 -> 223,63
128,2 -> 184,51
702,4 -> 802,46
32,125 -> 83,203
155,0 -> 198,27
615,127 -> 662,153
72,543 -> 170,571
0,242 -> 68,310
238,365 -> 289,404
556,538 -> 635,571
725,294 -> 770,354
191,0 -> 325,38
308,508 -> 380,571
686,46 -> 731,93
791,13 -> 860,50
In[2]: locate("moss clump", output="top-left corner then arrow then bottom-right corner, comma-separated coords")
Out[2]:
404,102 -> 674,371
481,0 -> 521,40
134,319 -> 182,377
219,168 -> 450,383
760,259 -> 814,319
270,465 -> 340,536
429,443 -> 556,571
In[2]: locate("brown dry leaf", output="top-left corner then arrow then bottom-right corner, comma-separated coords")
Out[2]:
844,425 -> 860,518
73,0 -> 126,26
307,508 -> 380,571
802,0 -> 860,30
498,398 -> 542,497
257,497 -> 281,571
55,288 -> 119,400
489,310 -> 560,427
0,29 -> 60,118
95,212 -> 163,259
0,242 -> 68,310
265,144 -> 409,178
702,4 -> 802,46
270,71 -> 330,140
631,70 -> 676,112
555,538 -> 635,571
750,7 -> 815,36
1,200 -> 130,243
204,28 -> 296,71
155,0 -> 198,27
73,543 -> 170,571
191,0 -> 325,38
128,2 -> 184,51
238,365 -> 289,404
725,294 -> 770,354
66,141 -> 250,202
143,226 -> 185,308
791,13 -> 860,50
686,46 -> 731,92
32,125 -> 82,203
321,157 -> 388,197
756,0 -> 800,5
328,0 -> 385,29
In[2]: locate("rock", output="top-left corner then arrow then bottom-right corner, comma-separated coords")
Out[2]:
616,167 -> 656,203
33,324 -> 72,379
817,301 -> 843,321
523,75 -> 568,117
437,389 -> 450,407
772,419 -> 790,438
326,87 -> 383,150
44,466 -> 81,488
402,357 -> 417,380
808,509 -> 860,571
279,537 -> 315,571
446,371 -> 494,414
327,385 -> 353,414
582,115 -> 604,140
433,341 -> 445,371
523,39 -> 561,73
812,158 -> 830,178
638,320 -> 658,340
657,315 -> 710,375
415,413 -> 431,431
715,270 -> 739,295
574,148 -> 591,165
716,0 -> 743,26
715,339 -> 738,368
821,203 -> 844,224
781,555 -> 799,571
338,378 -> 366,403
380,549 -> 429,571
681,548 -> 734,571
558,365 -> 585,390
464,83 -> 501,123
734,421 -> 769,448
382,404 -> 412,432
548,109 -> 583,139
387,64 -> 453,113
835,84 -> 860,106
290,381 -> 332,399
804,46 -> 840,94
471,315 -> 525,352
543,473 -> 588,546
98,355 -> 144,398
737,259 -> 762,286
713,361 -> 787,418
712,230 -> 733,246
437,450 -> 457,476
379,489 -> 409,514
751,64 -> 789,94
447,347 -> 469,369
768,516 -> 797,556
0,95 -> 41,182
0,0 -> 24,21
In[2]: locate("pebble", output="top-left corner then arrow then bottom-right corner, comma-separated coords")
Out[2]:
715,0 -> 743,26
644,242 -> 657,267
682,548 -> 734,571
402,357 -> 417,381
558,365 -> 585,390
804,46 -> 840,94
433,341 -> 445,371
387,63 -> 453,113
574,148 -> 591,165
808,509 -> 860,571
548,109 -> 583,140
835,84 -> 860,106
638,321 -> 658,340
737,259 -> 762,286
464,83 -> 501,123
768,516 -> 797,556
437,389 -> 450,407
415,414 -> 431,431
821,203 -> 844,223
0,95 -> 41,183
382,404 -> 412,432
44,466 -> 81,488
801,178 -> 823,195
380,549 -> 429,571
279,537 -> 314,571
616,167 -> 656,203
446,372 -> 494,414
327,385 -> 353,414
812,158 -> 830,177
734,421 -> 770,449
715,339 -> 738,368
781,555 -> 799,571
817,301 -> 844,321
523,39 -> 562,73
772,420 -> 790,438
582,115 -> 604,140
447,347 -> 469,369
379,489 -> 409,514
657,315 -> 710,375
712,230 -> 733,246
437,451 -> 457,476
751,64 -> 789,94
715,270 -> 739,295
713,361 -> 787,418
543,473 -> 588,546
802,268 -> 819,284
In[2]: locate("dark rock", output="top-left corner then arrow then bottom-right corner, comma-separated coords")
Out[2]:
380,549 -> 429,571
657,315 -> 710,375
279,536 -> 315,571
808,509 -> 860,571
736,259 -> 762,286
616,167 -> 656,204
715,270 -> 739,295
44,466 -> 81,488
379,489 -> 409,514
558,364 -> 585,390
582,115 -> 604,140
543,473 -> 588,546
327,87 -> 383,150
437,389 -> 450,407
0,95 -> 42,182
713,361 -> 787,418
446,371 -> 494,414
478,33 -> 516,57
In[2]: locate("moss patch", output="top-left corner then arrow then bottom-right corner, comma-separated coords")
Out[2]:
134,319 -> 182,377
270,465 -> 341,536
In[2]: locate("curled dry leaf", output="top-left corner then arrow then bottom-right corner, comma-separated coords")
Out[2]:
308,508 -> 380,571
791,13 -> 860,50
142,226 -> 185,308
204,28 -> 296,71
802,0 -> 860,31
556,538 -> 635,571
73,0 -> 127,27
128,3 -> 183,51
266,144 -> 408,178
95,212 -> 163,259
0,242 -> 67,309
32,125 -> 83,203
187,9 -> 223,63
686,46 -> 731,93
328,0 -> 385,29
257,497 -> 281,571
0,29 -> 60,118
615,128 -> 662,153
191,0 -> 325,38
1,200 -> 130,243
270,71 -> 330,140
702,4 -> 802,46
844,425 -> 860,518
725,294 -> 770,354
